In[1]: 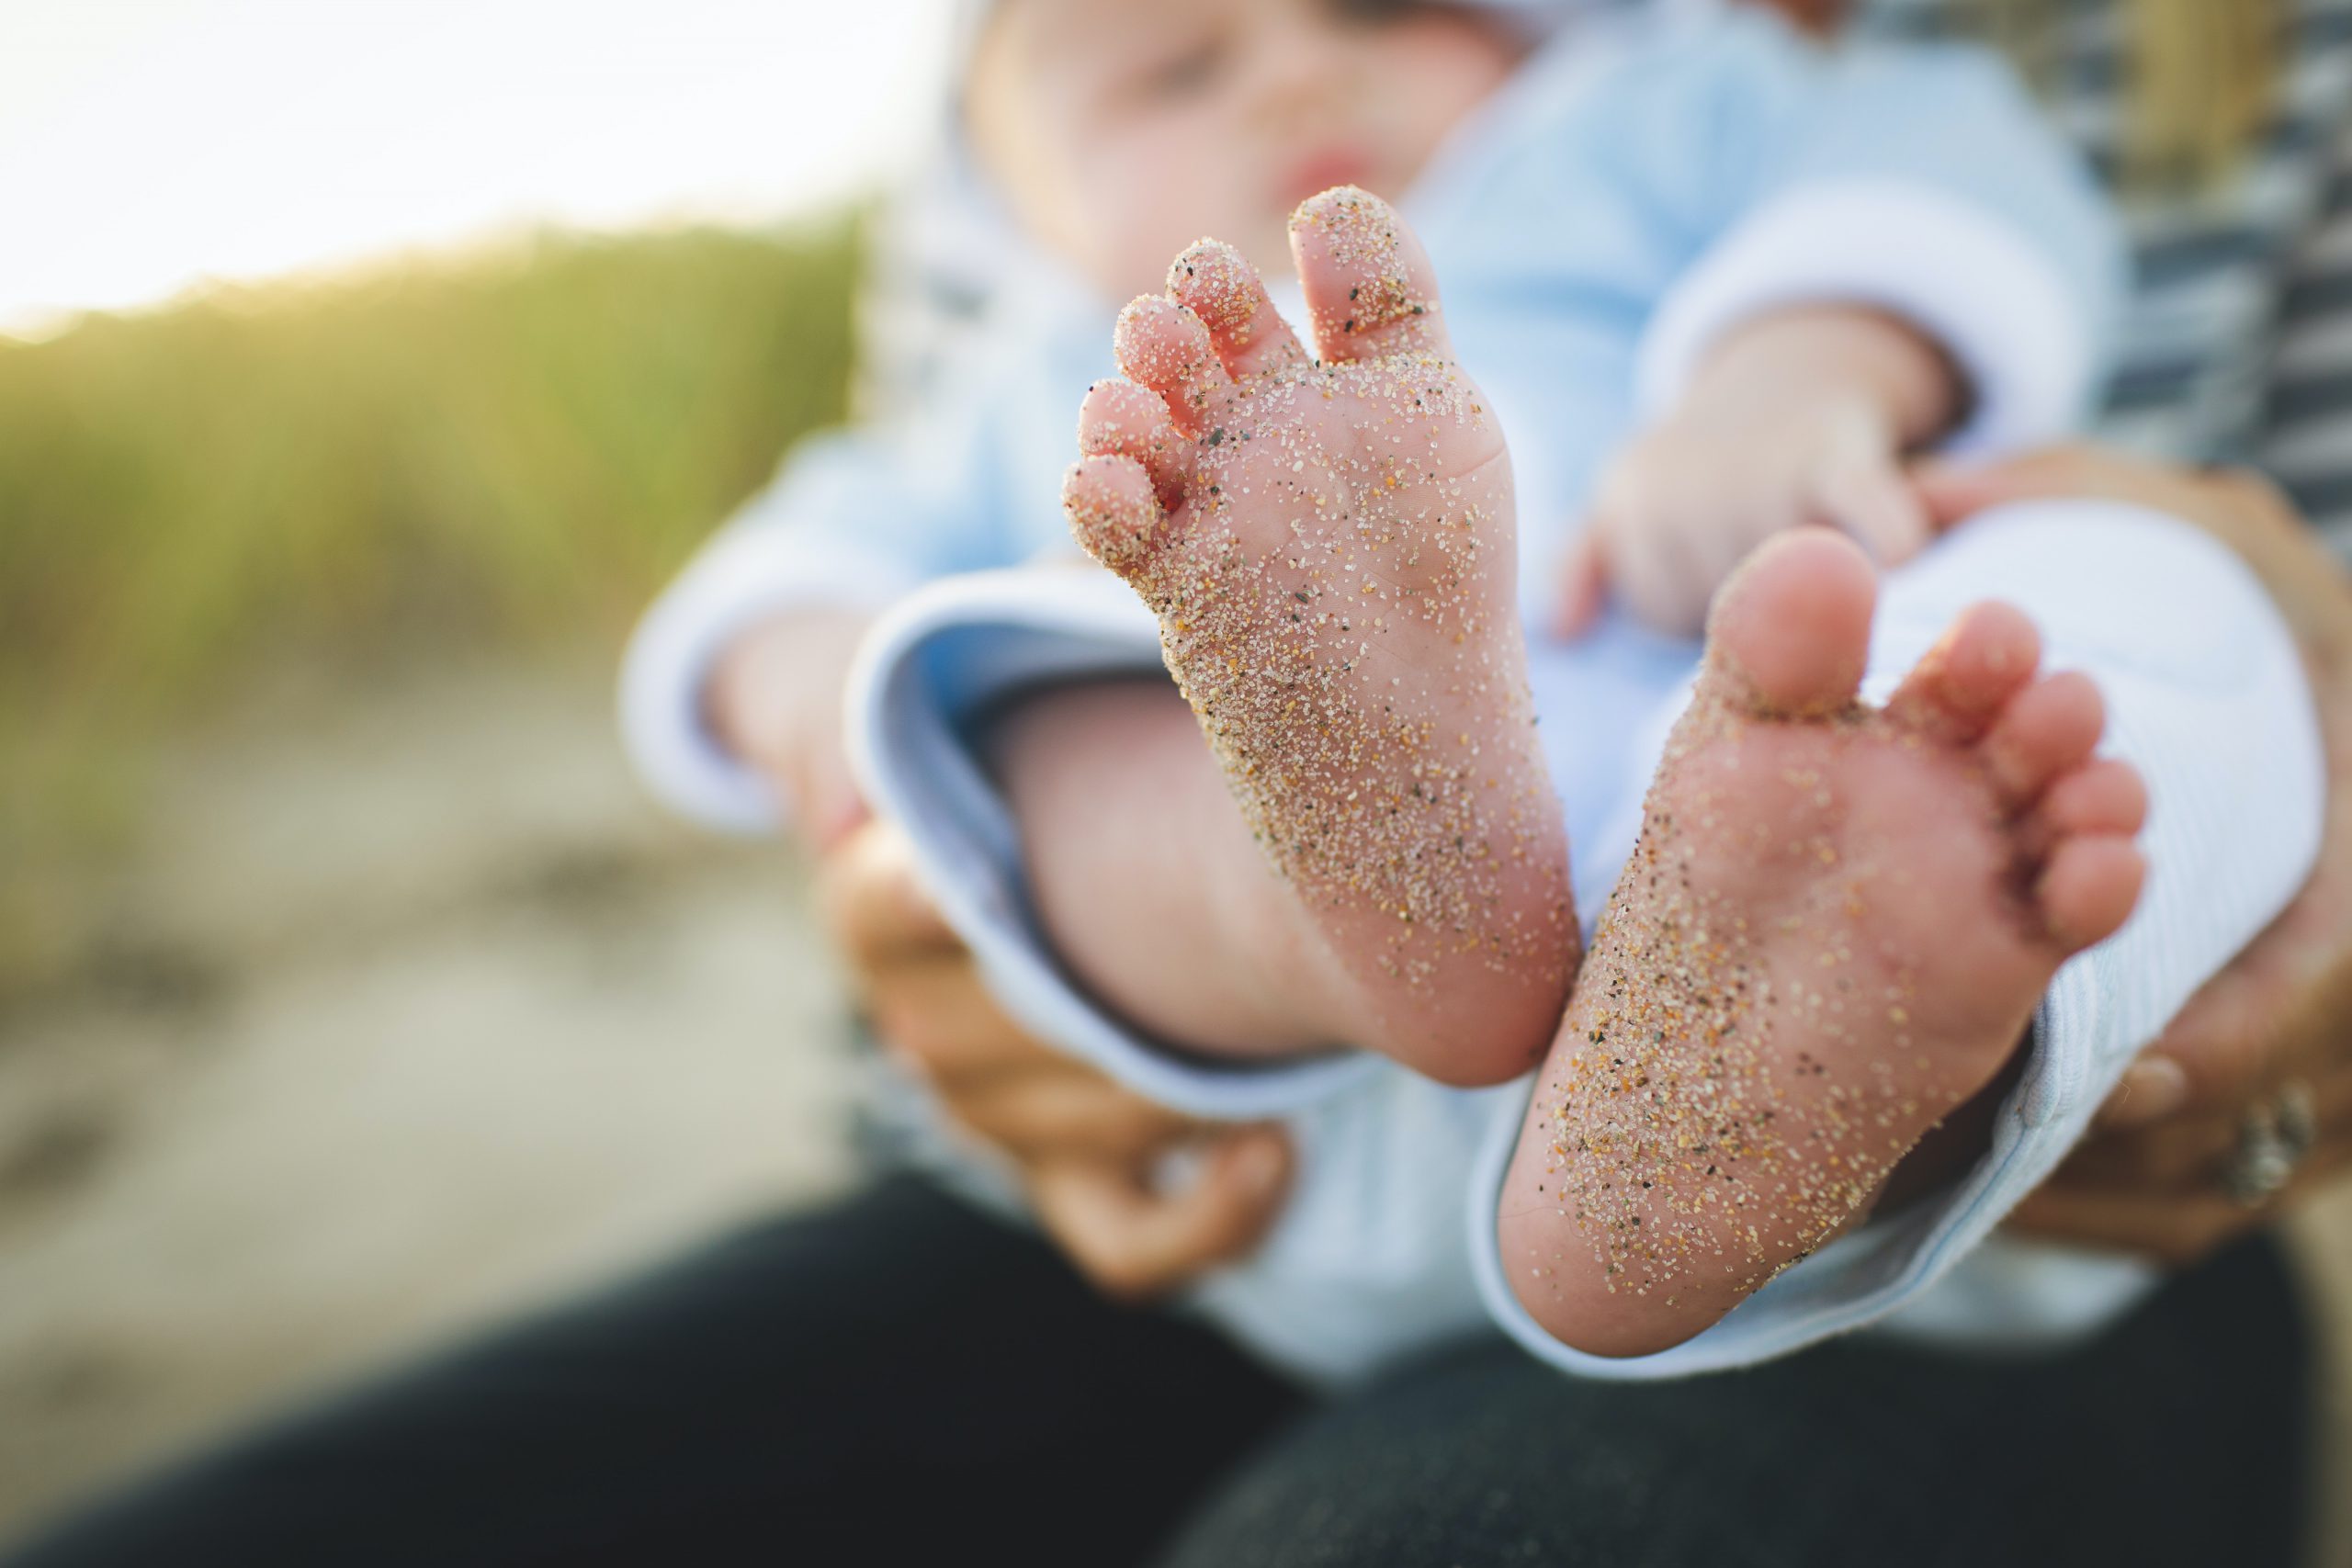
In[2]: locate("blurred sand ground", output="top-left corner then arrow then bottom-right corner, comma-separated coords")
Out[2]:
0,660 -> 859,1539
1,660 -> 2348,1552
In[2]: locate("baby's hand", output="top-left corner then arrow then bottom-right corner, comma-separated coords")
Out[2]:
708,606 -> 876,853
1555,306 -> 1961,638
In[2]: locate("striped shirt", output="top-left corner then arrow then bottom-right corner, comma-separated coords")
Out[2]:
1858,0 -> 2352,539
879,3 -> 2352,536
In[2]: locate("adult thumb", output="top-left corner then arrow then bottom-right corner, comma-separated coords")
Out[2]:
1029,1127 -> 1294,1301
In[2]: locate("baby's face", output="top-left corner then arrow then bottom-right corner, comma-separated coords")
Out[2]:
967,0 -> 1521,300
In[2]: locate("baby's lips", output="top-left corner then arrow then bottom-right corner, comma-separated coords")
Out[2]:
1278,147 -> 1376,214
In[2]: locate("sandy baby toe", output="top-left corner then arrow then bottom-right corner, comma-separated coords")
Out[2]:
1168,239 -> 1307,379
1979,671 -> 2106,811
1884,600 -> 2042,742
1079,378 -> 1189,509
1287,186 -> 1451,363
1115,296 -> 1232,431
1064,454 -> 1166,578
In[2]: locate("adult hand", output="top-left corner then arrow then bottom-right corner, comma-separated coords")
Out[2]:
1915,447 -> 2352,1263
817,819 -> 1294,1296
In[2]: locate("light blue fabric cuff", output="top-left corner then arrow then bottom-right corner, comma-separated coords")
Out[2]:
619,521 -> 917,836
845,567 -> 1379,1118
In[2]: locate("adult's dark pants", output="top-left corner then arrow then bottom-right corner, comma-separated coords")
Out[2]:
3,1173 -> 2316,1568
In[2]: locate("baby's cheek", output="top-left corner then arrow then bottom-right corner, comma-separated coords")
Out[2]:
1359,22 -> 1518,182
1077,126 -> 1291,300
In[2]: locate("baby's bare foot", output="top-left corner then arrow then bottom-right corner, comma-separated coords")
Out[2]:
1500,529 -> 2147,1356
1062,187 -> 1575,1086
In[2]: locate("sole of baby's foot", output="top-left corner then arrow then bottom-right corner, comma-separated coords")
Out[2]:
1498,528 -> 2147,1357
1061,186 -> 1576,1088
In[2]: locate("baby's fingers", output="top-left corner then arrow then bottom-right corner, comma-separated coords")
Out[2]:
1551,529 -> 1609,638
1614,514 -> 1716,637
1818,455 -> 1931,567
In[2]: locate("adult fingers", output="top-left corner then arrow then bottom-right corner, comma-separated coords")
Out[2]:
2048,1102 -> 2242,1189
952,1069 -> 1202,1165
2107,903 -> 2352,1129
1027,1127 -> 1295,1300
1911,446 -> 2300,549
818,820 -> 960,971
2091,1052 -> 2195,1133
2126,973 -> 2299,1120
2003,1182 -> 2258,1268
866,955 -> 1060,1087
1910,446 -> 2149,529
2007,1134 -> 2352,1266
2061,1051 -> 2352,1188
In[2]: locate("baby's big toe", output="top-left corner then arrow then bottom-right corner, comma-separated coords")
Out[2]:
1702,529 -> 1875,717
1287,186 -> 1453,364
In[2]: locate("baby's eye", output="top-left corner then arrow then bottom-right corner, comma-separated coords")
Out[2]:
1327,0 -> 1434,24
1137,37 -> 1225,99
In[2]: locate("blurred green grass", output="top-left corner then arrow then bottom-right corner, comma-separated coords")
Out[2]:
0,217 -> 862,997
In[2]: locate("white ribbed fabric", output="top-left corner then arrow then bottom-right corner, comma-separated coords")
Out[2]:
1474,502 -> 2324,1375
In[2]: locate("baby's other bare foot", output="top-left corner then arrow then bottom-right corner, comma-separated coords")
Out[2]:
1500,529 -> 2147,1356
1062,187 -> 1575,1087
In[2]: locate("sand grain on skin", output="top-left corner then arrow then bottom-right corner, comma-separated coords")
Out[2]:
1128,351 -> 1560,987
1532,690 -> 1956,1303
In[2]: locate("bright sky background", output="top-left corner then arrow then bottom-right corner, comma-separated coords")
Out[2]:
0,0 -> 952,337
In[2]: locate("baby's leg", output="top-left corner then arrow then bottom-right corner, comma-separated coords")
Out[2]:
1039,188 -> 1577,1085
991,678 -> 1369,1058
1498,528 -> 2149,1358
